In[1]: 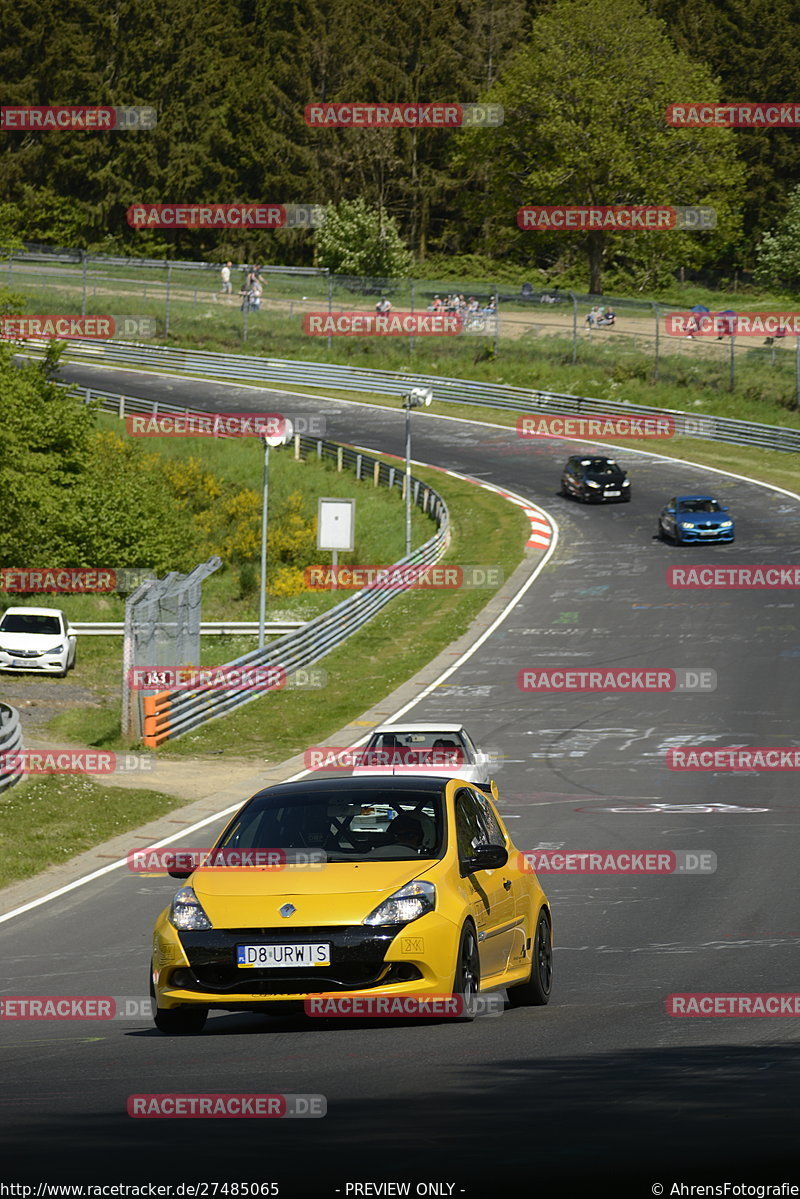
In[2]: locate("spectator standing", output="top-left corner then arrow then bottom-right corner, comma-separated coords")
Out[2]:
251,267 -> 263,310
220,261 -> 232,294
375,295 -> 392,315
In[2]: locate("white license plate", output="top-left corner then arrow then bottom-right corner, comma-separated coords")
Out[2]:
236,943 -> 331,968
700,530 -> 719,535
605,490 -> 620,497
12,659 -> 31,667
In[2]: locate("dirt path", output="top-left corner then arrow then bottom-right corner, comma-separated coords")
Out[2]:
0,676 -> 268,800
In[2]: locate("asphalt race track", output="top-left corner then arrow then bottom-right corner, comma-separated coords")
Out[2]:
2,361 -> 799,1195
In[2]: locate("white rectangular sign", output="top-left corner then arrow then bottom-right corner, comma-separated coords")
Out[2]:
317,497 -> 355,551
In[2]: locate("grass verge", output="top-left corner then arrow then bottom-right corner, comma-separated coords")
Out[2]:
0,775 -> 188,889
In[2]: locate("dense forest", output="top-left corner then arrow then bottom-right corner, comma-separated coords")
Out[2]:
1,0 -> 799,291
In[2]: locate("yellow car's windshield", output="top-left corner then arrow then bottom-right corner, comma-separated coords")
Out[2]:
217,788 -> 445,861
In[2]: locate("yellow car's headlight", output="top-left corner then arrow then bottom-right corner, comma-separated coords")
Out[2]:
169,886 -> 212,931
363,880 -> 435,927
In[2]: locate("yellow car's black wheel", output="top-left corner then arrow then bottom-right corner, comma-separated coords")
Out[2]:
507,908 -> 552,1008
150,973 -> 208,1035
452,922 -> 480,1022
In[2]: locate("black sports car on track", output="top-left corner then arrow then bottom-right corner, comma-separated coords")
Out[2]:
559,455 -> 631,503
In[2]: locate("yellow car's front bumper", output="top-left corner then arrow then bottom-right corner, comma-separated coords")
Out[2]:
152,908 -> 463,1010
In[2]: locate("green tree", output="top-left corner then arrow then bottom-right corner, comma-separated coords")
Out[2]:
0,187 -> 86,246
306,0 -> 529,258
315,197 -> 412,278
0,347 -> 193,569
655,0 -> 800,254
754,184 -> 800,294
454,0 -> 745,292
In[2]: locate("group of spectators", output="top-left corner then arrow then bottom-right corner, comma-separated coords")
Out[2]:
585,304 -> 616,328
427,292 -> 497,327
219,261 -> 264,310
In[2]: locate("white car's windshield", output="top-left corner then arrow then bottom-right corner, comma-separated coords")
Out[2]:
0,614 -> 62,635
368,731 -> 469,754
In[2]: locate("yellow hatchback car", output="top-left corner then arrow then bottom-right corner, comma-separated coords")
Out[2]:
150,775 -> 552,1033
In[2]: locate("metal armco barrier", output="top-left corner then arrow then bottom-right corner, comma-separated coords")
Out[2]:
5,248 -> 329,275
0,703 -> 24,792
72,620 -> 302,636
75,387 -> 450,746
49,339 -> 800,454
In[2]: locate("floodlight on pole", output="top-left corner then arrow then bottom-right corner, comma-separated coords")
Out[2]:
259,418 -> 293,649
401,388 -> 433,558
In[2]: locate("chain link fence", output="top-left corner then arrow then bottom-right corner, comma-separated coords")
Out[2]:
6,247 -> 800,399
122,557 -> 222,739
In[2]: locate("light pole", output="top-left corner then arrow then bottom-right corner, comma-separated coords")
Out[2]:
401,387 -> 432,557
259,419 -> 293,648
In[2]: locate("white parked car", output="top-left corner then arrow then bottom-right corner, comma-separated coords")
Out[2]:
354,722 -> 498,788
0,607 -> 77,677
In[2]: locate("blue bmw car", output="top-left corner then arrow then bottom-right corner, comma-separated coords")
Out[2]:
658,495 -> 735,544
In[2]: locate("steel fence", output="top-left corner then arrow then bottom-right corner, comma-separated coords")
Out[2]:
54,340 -> 800,453
0,703 -> 24,793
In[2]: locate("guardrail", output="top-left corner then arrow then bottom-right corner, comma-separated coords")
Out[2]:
139,435 -> 448,746
52,339 -> 800,454
0,703 -> 24,793
72,620 -> 303,637
4,248 -> 330,275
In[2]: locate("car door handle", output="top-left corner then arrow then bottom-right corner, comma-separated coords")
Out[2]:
503,879 -> 512,891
